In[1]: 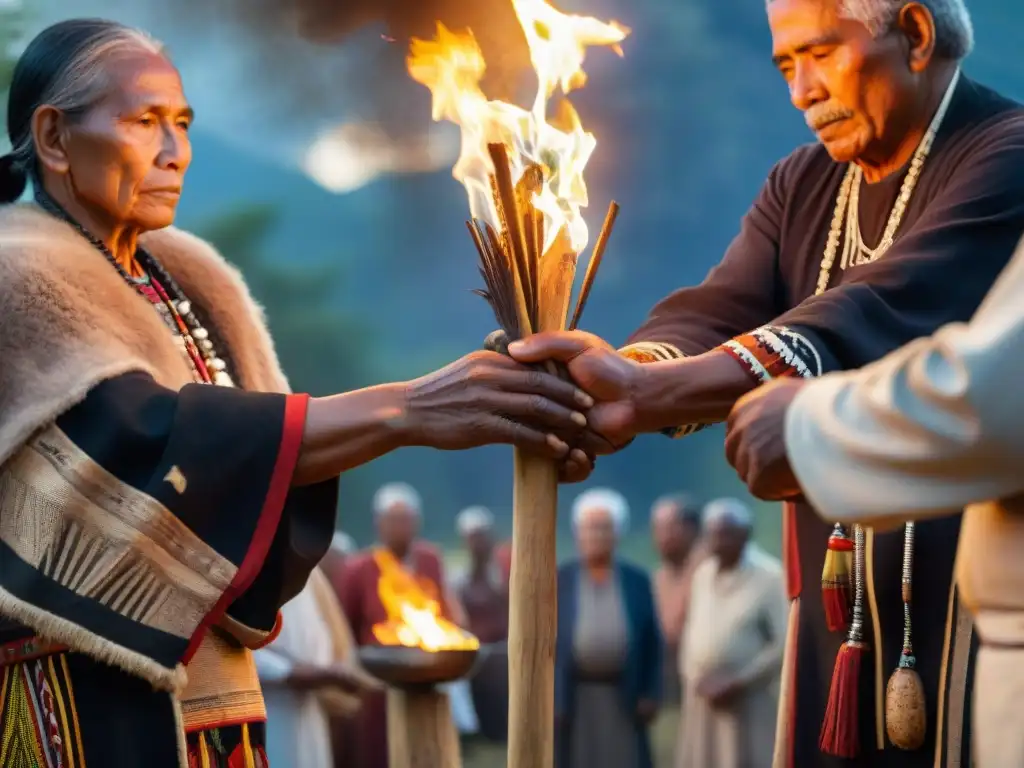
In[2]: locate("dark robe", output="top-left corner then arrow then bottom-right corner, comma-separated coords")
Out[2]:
341,542 -> 450,768
555,560 -> 662,768
626,76 -> 1024,767
0,374 -> 338,767
457,558 -> 510,742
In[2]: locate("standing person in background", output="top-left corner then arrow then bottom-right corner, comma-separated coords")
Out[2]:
678,499 -> 787,768
650,494 -> 706,704
341,482 -> 454,768
649,494 -> 706,765
556,488 -> 662,768
317,532 -> 364,768
452,506 -> 510,743
255,567 -> 378,768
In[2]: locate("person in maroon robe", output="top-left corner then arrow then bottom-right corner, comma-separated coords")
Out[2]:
509,1 -> 1024,765
340,482 -> 452,768
452,506 -> 510,742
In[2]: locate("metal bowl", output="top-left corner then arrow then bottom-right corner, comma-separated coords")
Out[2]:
358,645 -> 480,689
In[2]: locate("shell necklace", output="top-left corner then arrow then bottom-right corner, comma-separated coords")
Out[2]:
815,68 -> 960,295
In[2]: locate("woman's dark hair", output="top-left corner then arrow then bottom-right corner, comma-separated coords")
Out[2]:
0,18 -> 163,204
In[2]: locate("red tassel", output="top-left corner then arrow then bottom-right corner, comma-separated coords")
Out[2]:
819,641 -> 866,758
821,528 -> 853,632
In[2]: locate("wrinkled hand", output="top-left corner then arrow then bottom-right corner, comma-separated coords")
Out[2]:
508,330 -> 641,449
696,672 -> 742,709
405,350 -> 607,461
725,378 -> 807,500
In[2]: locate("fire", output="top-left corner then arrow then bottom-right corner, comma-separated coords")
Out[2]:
370,549 -> 479,652
407,0 -> 628,255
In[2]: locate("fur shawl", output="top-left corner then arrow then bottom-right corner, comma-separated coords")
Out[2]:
0,204 -> 290,468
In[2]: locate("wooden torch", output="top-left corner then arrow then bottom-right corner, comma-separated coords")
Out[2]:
469,143 -> 618,768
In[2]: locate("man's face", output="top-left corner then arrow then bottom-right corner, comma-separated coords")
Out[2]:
377,504 -> 419,551
464,529 -> 492,561
651,503 -> 687,560
707,520 -> 749,567
768,0 -> 915,163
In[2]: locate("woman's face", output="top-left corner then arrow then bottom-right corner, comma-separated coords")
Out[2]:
54,51 -> 193,231
575,507 -> 617,563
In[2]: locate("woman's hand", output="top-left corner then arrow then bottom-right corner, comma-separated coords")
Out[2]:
403,350 -> 604,461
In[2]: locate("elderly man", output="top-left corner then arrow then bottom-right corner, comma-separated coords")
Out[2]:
650,494 -> 706,705
556,488 -> 662,768
724,236 -> 1024,765
340,482 -> 454,768
680,500 -> 787,768
451,506 -> 510,743
510,1 -> 1024,764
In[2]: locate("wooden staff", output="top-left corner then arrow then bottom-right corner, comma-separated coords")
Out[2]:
469,143 -> 614,768
387,687 -> 461,768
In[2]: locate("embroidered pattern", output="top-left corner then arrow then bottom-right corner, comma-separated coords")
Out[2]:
0,426 -> 236,642
0,655 -> 84,768
721,324 -> 824,384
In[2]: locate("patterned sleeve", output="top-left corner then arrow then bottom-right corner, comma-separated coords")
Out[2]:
0,371 -> 337,687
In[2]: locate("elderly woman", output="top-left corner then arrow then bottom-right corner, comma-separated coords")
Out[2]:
0,18 -> 598,768
555,488 -> 662,768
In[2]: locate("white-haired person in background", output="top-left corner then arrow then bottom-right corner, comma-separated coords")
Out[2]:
555,488 -> 662,768
677,499 -> 787,768
314,531 -> 365,768
339,483 -> 458,768
451,506 -> 510,742
255,564 -> 379,768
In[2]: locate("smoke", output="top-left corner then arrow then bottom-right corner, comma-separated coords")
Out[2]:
27,0 -> 539,190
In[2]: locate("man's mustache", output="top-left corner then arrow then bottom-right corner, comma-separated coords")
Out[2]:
804,103 -> 855,131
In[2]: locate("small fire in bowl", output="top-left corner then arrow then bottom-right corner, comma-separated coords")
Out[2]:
360,549 -> 480,688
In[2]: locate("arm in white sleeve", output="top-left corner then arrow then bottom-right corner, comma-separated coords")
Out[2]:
785,238 -> 1024,530
254,647 -> 294,684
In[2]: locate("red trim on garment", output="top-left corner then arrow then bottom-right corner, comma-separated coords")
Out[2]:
783,502 -> 801,600
247,612 -> 284,651
182,394 -> 310,664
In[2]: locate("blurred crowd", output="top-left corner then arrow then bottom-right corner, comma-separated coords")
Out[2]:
257,482 -> 788,768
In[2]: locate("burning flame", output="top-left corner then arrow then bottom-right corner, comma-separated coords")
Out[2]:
407,0 -> 628,255
371,549 -> 479,652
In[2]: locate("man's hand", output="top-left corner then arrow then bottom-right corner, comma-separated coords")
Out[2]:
724,378 -> 807,500
508,331 -> 641,449
635,697 -> 658,724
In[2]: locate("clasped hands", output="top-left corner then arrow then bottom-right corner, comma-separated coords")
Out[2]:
421,326 -> 811,495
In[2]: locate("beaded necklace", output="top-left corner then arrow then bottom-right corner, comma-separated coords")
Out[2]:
818,70 -> 959,758
33,190 -> 234,387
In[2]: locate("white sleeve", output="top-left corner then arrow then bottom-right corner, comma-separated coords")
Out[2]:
254,647 -> 293,683
785,237 -> 1024,530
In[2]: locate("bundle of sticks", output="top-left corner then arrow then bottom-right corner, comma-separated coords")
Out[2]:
468,142 -> 619,344
466,142 -> 620,768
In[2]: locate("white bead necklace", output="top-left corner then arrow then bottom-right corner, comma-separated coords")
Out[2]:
814,69 -> 961,295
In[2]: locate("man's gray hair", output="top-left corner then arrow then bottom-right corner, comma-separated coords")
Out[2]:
702,498 -> 754,531
840,0 -> 973,60
373,482 -> 422,517
330,531 -> 356,555
456,506 -> 494,536
572,487 -> 630,536
8,20 -> 164,173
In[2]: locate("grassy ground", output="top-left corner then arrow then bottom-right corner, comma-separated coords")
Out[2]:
460,706 -> 680,768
